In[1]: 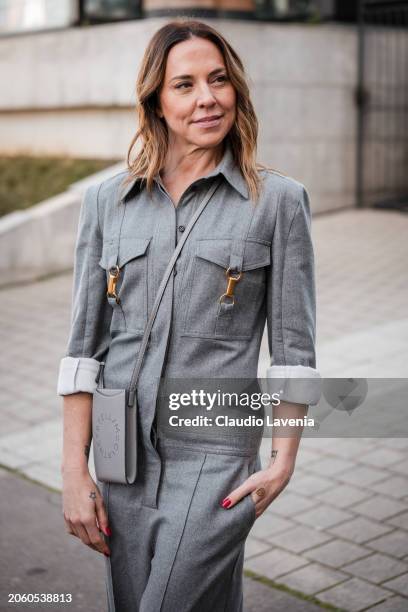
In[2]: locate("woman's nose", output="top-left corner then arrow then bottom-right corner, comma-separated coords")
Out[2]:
195,84 -> 217,106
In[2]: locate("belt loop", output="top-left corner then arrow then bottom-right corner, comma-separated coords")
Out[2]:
228,238 -> 245,273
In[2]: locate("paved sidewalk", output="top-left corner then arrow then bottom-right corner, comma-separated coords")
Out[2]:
0,468 -> 324,612
0,206 -> 407,611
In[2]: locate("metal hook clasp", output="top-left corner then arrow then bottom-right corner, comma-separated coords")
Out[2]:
219,267 -> 243,305
107,265 -> 121,304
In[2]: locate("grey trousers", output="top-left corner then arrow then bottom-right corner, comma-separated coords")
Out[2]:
100,435 -> 261,612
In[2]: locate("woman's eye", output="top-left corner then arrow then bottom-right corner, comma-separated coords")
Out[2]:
175,75 -> 228,90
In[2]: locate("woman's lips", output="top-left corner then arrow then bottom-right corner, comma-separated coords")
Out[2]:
193,115 -> 223,128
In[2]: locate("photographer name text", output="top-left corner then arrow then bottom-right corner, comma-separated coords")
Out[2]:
168,415 -> 315,427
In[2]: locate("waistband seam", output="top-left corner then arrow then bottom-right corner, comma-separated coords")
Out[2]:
156,438 -> 259,457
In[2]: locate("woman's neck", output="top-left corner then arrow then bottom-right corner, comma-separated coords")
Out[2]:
160,142 -> 225,184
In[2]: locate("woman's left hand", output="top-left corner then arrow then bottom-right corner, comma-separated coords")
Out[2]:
220,464 -> 295,519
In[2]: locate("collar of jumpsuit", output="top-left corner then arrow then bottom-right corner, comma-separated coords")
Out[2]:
118,140 -> 249,204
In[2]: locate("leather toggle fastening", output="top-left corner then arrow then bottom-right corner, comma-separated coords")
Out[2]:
219,267 -> 243,305
107,265 -> 121,304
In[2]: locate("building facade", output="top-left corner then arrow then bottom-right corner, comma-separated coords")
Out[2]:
0,1 -> 360,213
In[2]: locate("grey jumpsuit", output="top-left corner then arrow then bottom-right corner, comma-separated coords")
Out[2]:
57,141 -> 321,611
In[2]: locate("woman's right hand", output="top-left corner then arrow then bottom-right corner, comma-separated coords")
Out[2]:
62,468 -> 111,557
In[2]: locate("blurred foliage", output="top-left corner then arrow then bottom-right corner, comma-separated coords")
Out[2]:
0,156 -> 119,218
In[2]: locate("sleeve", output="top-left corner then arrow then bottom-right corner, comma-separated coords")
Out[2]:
56,183 -> 113,396
265,185 -> 322,406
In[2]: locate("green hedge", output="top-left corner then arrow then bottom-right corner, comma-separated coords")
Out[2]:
0,156 -> 119,218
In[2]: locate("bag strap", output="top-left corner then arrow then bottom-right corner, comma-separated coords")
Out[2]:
126,176 -> 222,406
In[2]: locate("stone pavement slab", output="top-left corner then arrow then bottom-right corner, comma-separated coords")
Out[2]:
243,576 -> 324,612
370,476 -> 408,499
247,510 -> 295,540
0,468 -> 322,612
366,530 -> 408,559
351,496 -> 408,522
268,525 -> 333,554
244,538 -> 272,560
386,511 -> 408,530
259,490 -> 318,517
284,472 -> 334,496
276,563 -> 348,596
244,548 -> 309,582
391,457 -> 408,476
306,456 -> 356,477
334,465 -> 391,488
327,516 -> 394,544
0,468 -> 106,612
294,504 -> 355,530
358,447 -> 406,468
313,483 -> 373,509
369,596 -> 408,612
381,574 -> 408,598
316,577 -> 393,611
303,540 -> 371,568
341,553 -> 408,584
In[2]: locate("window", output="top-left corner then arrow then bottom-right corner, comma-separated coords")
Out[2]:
81,0 -> 141,22
0,0 -> 77,34
254,0 -> 318,20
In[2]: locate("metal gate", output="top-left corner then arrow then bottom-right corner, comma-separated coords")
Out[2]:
357,0 -> 408,210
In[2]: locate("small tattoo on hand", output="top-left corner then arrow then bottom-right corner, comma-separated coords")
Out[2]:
89,491 -> 97,500
271,450 -> 278,461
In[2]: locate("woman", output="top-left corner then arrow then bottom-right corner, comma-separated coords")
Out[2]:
57,19 -> 321,612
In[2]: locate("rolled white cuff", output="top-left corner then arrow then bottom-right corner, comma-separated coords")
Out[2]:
266,364 -> 322,406
57,356 -> 101,396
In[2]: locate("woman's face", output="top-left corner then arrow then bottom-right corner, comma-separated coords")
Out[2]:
157,37 -> 236,150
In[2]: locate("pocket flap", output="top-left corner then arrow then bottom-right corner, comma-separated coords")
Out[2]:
118,237 -> 151,268
196,239 -> 231,269
242,240 -> 271,270
196,238 -> 270,271
99,238 -> 151,270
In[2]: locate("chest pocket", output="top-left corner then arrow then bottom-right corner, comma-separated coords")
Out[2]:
182,238 -> 271,340
98,237 -> 151,334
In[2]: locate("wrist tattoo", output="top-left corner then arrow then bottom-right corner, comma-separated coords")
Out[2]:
271,450 -> 278,462
89,491 -> 97,500
84,445 -> 90,459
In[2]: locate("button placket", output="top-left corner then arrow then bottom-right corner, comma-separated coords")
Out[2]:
171,183 -> 201,326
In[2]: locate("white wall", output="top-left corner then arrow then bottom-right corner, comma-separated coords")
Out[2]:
0,18 -> 358,213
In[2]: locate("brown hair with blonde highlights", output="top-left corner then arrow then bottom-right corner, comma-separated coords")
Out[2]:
123,18 -> 270,205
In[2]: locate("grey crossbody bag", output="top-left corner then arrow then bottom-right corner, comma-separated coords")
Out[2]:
92,177 -> 222,484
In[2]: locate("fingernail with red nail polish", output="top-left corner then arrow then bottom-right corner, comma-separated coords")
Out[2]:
105,526 -> 112,536
104,552 -> 110,557
221,498 -> 231,508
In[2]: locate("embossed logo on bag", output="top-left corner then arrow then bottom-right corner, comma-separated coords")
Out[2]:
94,412 -> 120,459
